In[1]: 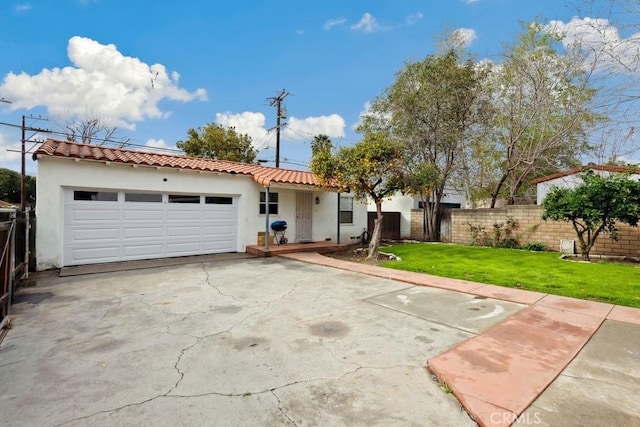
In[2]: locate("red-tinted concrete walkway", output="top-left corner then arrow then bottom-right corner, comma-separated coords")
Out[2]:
280,252 -> 640,427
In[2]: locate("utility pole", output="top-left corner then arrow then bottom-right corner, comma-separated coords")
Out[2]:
16,115 -> 50,212
267,89 -> 289,168
21,115 -> 25,212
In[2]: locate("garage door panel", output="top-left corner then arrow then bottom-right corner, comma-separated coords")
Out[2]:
64,189 -> 238,266
66,207 -> 121,221
203,226 -> 234,236
69,228 -> 121,242
203,240 -> 234,251
167,210 -> 202,220
68,246 -> 121,262
124,209 -> 164,221
166,226 -> 201,237
123,244 -> 164,257
122,226 -> 164,239
203,208 -> 234,218
166,241 -> 202,255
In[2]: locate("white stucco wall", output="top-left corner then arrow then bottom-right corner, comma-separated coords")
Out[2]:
35,157 -> 361,270
536,171 -> 640,205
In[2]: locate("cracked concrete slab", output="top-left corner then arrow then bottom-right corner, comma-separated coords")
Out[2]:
0,257 -> 511,426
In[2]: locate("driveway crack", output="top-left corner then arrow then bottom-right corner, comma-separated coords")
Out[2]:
271,389 -> 299,426
53,395 -> 164,427
202,265 -> 239,301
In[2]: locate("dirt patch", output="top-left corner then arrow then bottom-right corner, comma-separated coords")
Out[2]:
325,244 -> 397,266
562,254 -> 640,266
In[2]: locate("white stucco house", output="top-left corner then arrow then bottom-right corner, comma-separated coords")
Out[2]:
368,188 -> 467,239
532,164 -> 640,205
33,139 -> 367,270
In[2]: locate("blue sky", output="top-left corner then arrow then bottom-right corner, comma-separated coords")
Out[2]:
0,0 -> 620,175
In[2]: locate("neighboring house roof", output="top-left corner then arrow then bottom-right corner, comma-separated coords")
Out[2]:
34,139 -> 330,188
0,200 -> 17,208
530,164 -> 640,185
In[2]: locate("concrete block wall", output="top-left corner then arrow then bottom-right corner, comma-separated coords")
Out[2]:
450,205 -> 640,258
410,209 -> 424,240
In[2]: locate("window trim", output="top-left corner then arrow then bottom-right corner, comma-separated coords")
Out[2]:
73,190 -> 118,202
168,194 -> 201,204
259,192 -> 278,215
205,196 -> 233,205
339,196 -> 354,224
124,192 -> 163,203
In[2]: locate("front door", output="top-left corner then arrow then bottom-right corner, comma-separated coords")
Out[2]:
295,192 -> 313,242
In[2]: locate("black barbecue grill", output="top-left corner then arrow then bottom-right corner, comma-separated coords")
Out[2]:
271,220 -> 288,245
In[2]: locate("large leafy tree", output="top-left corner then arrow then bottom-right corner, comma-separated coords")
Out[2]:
542,171 -> 640,260
371,49 -> 484,240
0,168 -> 36,208
486,23 -> 601,207
310,133 -> 403,260
177,123 -> 257,163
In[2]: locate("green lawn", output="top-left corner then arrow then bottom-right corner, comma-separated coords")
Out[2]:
380,243 -> 640,308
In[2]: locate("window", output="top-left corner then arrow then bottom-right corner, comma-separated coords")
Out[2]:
205,196 -> 233,205
125,193 -> 162,203
340,196 -> 353,224
74,191 -> 117,201
259,192 -> 278,214
168,195 -> 200,204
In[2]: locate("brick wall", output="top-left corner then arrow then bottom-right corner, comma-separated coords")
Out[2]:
449,205 -> 640,257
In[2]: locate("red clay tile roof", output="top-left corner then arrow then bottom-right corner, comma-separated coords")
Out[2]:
530,164 -> 640,185
0,200 -> 18,208
34,139 -> 332,188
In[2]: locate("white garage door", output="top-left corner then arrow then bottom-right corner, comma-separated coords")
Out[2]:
63,189 -> 238,266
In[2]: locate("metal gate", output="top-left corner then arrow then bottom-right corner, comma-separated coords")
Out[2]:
367,211 -> 401,240
0,210 -> 16,343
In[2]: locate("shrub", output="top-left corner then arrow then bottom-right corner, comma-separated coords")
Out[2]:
523,242 -> 548,252
469,217 -> 520,248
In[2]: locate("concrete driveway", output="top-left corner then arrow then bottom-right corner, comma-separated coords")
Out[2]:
0,256 -> 525,427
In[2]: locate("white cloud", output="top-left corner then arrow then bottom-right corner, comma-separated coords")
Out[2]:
216,111 -> 270,149
143,138 -> 178,153
451,28 -> 477,47
285,114 -> 345,139
547,17 -> 640,74
15,3 -> 32,13
351,101 -> 391,131
215,111 -> 345,150
351,13 -> 386,33
0,132 -> 21,163
324,17 -> 347,31
0,36 -> 207,130
352,101 -> 373,131
406,12 -> 423,26
296,29 -> 305,36
465,0 -> 480,3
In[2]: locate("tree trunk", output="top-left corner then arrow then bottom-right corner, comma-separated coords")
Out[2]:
490,171 -> 510,208
367,202 -> 384,260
